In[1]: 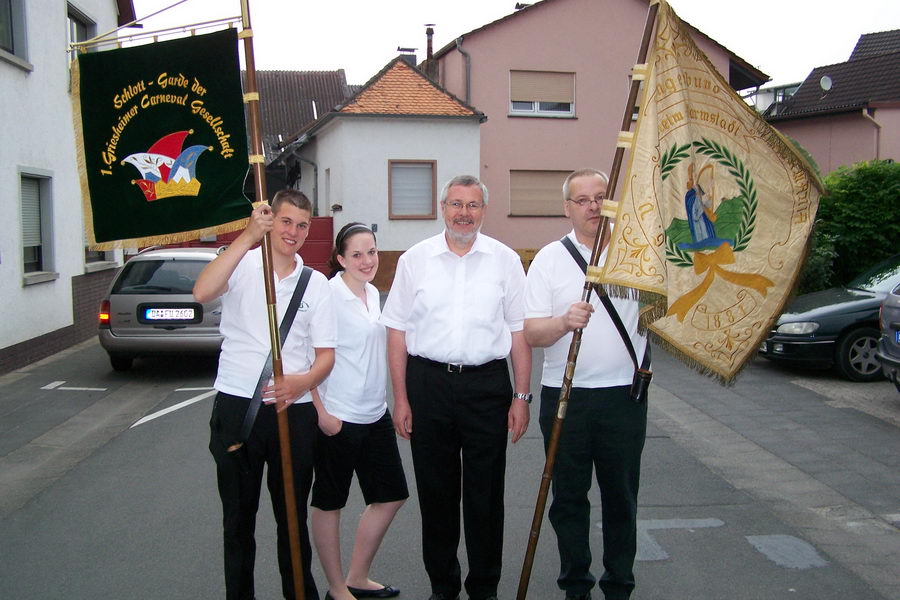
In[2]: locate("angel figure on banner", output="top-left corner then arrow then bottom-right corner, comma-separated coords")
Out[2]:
678,161 -> 733,251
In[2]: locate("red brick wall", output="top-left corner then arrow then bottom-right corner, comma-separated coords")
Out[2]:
0,269 -> 117,375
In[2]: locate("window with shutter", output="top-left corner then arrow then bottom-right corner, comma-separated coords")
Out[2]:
509,71 -> 575,117
389,160 -> 437,219
21,176 -> 43,272
509,170 -> 569,216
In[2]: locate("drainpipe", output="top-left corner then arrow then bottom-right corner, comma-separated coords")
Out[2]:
860,107 -> 881,160
456,36 -> 471,105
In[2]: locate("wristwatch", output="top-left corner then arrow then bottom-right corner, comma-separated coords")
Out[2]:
513,392 -> 533,404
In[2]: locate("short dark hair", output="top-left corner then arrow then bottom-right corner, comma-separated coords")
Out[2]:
271,189 -> 312,214
328,222 -> 376,278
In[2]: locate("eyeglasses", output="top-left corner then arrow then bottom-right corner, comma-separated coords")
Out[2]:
566,194 -> 606,207
443,200 -> 484,212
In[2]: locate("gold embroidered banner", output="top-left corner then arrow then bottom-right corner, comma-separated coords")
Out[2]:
600,1 -> 822,383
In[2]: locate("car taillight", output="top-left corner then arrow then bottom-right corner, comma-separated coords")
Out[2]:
99,300 -> 111,329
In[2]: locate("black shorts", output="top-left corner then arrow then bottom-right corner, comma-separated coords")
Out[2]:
311,410 -> 409,510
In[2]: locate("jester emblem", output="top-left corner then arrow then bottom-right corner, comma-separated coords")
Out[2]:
122,130 -> 211,202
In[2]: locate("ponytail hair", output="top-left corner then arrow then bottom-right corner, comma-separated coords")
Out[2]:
329,222 -> 376,278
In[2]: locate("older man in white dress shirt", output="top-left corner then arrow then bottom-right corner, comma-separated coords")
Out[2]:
380,175 -> 532,600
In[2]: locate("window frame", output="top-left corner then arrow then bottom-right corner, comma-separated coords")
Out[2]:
388,159 -> 437,220
0,0 -> 31,70
20,168 -> 59,285
509,70 -> 576,119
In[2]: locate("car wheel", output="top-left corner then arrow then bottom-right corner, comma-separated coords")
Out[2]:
835,327 -> 882,382
109,355 -> 134,372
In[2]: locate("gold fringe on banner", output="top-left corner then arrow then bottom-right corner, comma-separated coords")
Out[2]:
70,58 -> 99,249
87,217 -> 249,251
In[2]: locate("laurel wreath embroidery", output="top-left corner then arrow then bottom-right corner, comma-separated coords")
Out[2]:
660,138 -> 758,267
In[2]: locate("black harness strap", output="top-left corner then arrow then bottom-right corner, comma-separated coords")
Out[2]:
559,237 -> 651,401
232,265 -> 313,449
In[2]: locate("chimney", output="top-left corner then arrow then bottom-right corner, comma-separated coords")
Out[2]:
397,47 -> 417,66
423,24 -> 439,80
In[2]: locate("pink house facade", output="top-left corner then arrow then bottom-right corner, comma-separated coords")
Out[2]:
430,0 -> 768,250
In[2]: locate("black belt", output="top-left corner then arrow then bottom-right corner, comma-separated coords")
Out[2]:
410,355 -> 505,374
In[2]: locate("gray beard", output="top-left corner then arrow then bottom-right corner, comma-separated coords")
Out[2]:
446,227 -> 480,247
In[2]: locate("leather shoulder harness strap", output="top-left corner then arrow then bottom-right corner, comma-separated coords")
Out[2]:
559,237 -> 651,401
234,265 -> 314,447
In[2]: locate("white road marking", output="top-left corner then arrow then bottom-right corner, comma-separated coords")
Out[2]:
174,386 -> 215,392
746,535 -> 828,569
130,389 -> 216,428
40,381 -> 107,391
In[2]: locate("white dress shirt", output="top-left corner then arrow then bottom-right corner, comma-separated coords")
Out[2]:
525,230 -> 646,388
318,275 -> 387,424
380,231 -> 525,365
214,247 -> 337,403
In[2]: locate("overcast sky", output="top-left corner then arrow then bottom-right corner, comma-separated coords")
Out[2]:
129,0 -> 900,87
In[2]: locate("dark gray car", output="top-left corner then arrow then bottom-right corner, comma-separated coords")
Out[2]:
98,247 -> 224,371
875,282 -> 900,393
760,254 -> 900,382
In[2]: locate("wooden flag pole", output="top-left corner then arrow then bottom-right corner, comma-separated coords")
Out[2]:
515,2 -> 659,598
239,1 -> 306,598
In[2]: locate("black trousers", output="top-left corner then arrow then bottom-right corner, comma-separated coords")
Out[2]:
406,356 -> 512,600
209,392 -> 318,600
539,385 -> 647,600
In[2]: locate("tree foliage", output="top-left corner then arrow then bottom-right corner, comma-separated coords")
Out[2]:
802,159 -> 900,291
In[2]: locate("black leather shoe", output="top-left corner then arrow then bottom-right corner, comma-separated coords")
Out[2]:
346,585 -> 400,598
427,594 -> 460,600
565,593 -> 591,600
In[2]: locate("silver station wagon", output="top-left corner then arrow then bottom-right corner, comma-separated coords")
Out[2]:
98,247 -> 224,371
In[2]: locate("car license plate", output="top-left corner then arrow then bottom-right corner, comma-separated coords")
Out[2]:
145,307 -> 195,321
896,330 -> 900,344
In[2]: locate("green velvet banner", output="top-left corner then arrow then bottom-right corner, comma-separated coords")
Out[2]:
75,28 -> 251,247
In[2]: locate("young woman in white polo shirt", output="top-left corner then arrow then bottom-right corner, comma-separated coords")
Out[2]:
311,222 -> 408,600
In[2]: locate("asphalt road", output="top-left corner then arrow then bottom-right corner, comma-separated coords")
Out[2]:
0,338 -> 898,600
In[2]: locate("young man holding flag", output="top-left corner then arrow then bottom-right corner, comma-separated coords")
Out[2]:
195,190 -> 336,600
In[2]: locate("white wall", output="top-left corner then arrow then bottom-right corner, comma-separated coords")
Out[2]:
305,117 -> 482,251
0,0 -> 122,348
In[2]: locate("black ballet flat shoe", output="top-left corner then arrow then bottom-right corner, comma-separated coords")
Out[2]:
346,584 -> 401,598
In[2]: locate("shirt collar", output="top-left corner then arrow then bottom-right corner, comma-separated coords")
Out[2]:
432,230 -> 493,258
251,247 -> 304,282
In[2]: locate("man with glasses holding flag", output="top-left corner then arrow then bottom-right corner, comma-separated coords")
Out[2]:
381,175 -> 532,600
524,168 -> 649,600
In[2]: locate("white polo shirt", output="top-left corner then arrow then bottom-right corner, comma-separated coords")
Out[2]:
318,275 -> 387,424
214,247 -> 337,403
525,230 -> 646,388
380,231 -> 525,365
